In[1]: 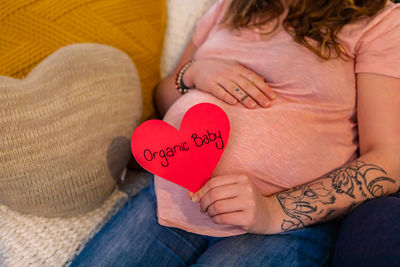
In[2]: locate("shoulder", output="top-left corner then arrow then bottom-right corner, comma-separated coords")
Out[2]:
192,0 -> 232,46
359,2 -> 400,37
339,2 -> 400,57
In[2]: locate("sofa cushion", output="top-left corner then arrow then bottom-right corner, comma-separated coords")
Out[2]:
0,43 -> 142,217
161,0 -> 218,78
0,0 -> 165,119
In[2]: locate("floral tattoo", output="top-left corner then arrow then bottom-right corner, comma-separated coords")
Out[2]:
276,161 -> 396,231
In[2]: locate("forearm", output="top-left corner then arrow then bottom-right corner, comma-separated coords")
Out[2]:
155,41 -> 198,117
154,75 -> 181,117
268,148 -> 400,233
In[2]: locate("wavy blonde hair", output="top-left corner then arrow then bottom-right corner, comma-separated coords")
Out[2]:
223,0 -> 390,59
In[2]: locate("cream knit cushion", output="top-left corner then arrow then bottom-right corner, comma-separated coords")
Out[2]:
0,171 -> 149,267
0,189 -> 127,267
0,170 -> 151,267
160,0 -> 218,78
0,43 -> 142,217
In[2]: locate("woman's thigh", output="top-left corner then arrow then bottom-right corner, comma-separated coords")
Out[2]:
333,193 -> 400,267
193,219 -> 340,267
71,181 -> 210,267
72,176 -> 340,267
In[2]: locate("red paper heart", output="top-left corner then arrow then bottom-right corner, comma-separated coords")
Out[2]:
131,103 -> 230,193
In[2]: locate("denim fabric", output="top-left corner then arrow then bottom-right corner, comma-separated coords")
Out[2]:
71,178 -> 340,267
332,192 -> 400,267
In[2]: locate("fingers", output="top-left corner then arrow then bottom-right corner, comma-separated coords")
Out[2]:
240,70 -> 277,101
199,184 -> 240,213
192,175 -> 245,202
205,196 -> 246,217
221,82 -> 258,109
192,59 -> 276,108
212,211 -> 247,226
215,67 -> 276,109
211,84 -> 237,105
232,78 -> 271,108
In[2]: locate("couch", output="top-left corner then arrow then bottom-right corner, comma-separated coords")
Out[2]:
0,0 -> 399,266
0,1 -> 217,266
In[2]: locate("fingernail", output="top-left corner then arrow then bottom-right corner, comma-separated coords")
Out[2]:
271,94 -> 277,100
230,99 -> 237,104
251,102 -> 257,109
262,100 -> 271,107
192,194 -> 199,202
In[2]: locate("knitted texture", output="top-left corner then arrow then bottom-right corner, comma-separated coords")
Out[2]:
0,43 -> 142,217
0,188 -> 128,267
161,0 -> 218,78
0,0 -> 166,119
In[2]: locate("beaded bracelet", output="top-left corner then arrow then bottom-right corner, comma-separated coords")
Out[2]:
175,60 -> 195,94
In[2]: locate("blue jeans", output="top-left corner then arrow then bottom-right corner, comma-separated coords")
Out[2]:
71,178 -> 340,266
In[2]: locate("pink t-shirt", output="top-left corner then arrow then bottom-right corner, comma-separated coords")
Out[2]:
155,0 -> 400,237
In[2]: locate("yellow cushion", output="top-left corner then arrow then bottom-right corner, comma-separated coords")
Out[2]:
0,0 -> 166,119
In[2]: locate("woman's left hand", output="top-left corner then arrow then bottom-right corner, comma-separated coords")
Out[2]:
188,174 -> 280,234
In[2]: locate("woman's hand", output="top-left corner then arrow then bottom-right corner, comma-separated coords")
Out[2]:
184,58 -> 277,109
188,174 -> 281,234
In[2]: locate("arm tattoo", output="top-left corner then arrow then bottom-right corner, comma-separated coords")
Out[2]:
276,161 -> 396,231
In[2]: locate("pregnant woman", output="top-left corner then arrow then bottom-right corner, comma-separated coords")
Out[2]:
72,0 -> 400,266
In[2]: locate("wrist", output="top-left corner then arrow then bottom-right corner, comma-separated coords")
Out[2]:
182,60 -> 195,88
175,60 -> 195,94
263,194 -> 286,234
